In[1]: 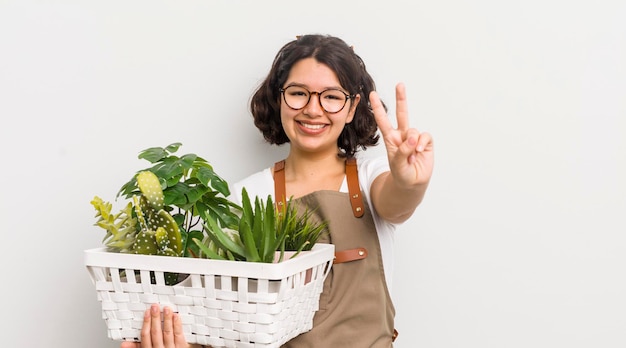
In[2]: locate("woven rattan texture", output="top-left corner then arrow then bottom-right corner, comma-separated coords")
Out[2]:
87,254 -> 330,348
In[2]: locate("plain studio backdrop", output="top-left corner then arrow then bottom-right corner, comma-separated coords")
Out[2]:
1,1 -> 624,347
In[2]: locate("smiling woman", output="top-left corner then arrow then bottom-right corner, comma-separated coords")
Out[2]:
238,35 -> 433,347
2,1 -> 623,347
278,58 -> 360,156
122,33 -> 434,348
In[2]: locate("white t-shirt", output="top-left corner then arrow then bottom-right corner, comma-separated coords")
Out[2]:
229,156 -> 398,292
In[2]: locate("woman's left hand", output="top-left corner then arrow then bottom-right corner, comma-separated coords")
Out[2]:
370,83 -> 434,189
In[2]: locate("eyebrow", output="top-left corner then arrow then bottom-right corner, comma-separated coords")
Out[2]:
283,82 -> 348,92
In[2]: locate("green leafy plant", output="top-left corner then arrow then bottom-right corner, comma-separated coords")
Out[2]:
91,143 -> 241,258
195,188 -> 328,262
90,142 -> 328,268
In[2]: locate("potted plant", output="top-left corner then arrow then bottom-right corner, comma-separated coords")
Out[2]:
85,143 -> 334,347
197,187 -> 328,263
90,143 -> 241,257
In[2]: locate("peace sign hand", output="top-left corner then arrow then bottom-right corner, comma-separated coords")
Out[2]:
370,83 -> 434,190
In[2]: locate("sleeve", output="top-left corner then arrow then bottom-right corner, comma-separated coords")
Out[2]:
358,155 -> 397,293
357,156 -> 399,226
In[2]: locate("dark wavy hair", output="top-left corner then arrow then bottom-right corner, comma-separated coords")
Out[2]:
250,34 -> 385,158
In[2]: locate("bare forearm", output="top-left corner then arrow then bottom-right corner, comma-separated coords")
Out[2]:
371,172 -> 429,224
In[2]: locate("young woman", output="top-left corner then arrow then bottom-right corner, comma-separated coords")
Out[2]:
121,33 -> 434,348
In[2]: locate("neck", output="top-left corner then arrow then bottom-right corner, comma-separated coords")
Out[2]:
284,151 -> 345,182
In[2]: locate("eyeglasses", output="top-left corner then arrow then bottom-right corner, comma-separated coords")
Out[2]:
279,85 -> 354,114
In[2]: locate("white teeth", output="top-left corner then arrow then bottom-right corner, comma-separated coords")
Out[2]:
302,123 -> 325,130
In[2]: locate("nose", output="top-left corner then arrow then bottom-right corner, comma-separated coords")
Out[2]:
303,92 -> 323,116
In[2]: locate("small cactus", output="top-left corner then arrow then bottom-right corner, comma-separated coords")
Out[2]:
132,230 -> 159,255
136,171 -> 164,210
132,184 -> 182,257
130,173 -> 184,286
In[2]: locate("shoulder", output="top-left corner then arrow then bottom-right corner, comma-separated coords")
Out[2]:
356,155 -> 389,186
229,167 -> 274,205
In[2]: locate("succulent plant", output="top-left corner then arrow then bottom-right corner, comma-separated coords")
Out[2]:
90,197 -> 137,253
195,188 -> 328,263
91,170 -> 182,255
130,171 -> 182,257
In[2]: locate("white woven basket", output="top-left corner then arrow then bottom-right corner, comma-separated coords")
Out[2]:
85,243 -> 334,348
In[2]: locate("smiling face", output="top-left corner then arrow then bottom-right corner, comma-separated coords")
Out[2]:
280,58 -> 360,157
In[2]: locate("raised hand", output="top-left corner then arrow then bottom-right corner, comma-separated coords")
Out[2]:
370,83 -> 434,190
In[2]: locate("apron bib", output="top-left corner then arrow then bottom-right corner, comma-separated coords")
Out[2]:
274,159 -> 397,347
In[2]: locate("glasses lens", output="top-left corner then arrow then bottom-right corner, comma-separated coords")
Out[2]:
319,89 -> 348,113
283,86 -> 310,110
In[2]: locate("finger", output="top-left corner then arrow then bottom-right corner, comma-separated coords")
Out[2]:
398,128 -> 421,159
120,342 -> 141,348
416,131 -> 434,152
162,306 -> 175,347
172,312 -> 188,346
139,306 -> 154,347
369,90 -> 393,137
395,83 -> 410,132
149,304 -> 164,347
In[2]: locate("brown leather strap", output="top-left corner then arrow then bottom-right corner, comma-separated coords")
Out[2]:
345,157 -> 364,218
333,247 -> 367,264
393,328 -> 398,342
273,160 -> 286,210
274,158 -> 364,218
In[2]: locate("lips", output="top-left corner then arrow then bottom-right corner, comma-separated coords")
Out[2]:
297,121 -> 328,133
299,122 -> 327,130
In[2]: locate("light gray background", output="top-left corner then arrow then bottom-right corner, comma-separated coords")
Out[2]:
1,1 -> 624,347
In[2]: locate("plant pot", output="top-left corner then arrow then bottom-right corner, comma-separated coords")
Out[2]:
84,243 -> 334,348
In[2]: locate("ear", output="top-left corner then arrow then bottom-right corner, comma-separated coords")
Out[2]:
345,94 -> 361,124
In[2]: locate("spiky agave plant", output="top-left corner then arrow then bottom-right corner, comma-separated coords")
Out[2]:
195,188 -> 328,263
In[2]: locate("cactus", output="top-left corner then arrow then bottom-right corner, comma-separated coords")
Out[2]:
131,172 -> 183,257
91,171 -> 183,259
129,172 -> 184,286
132,230 -> 159,255
136,170 -> 164,210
